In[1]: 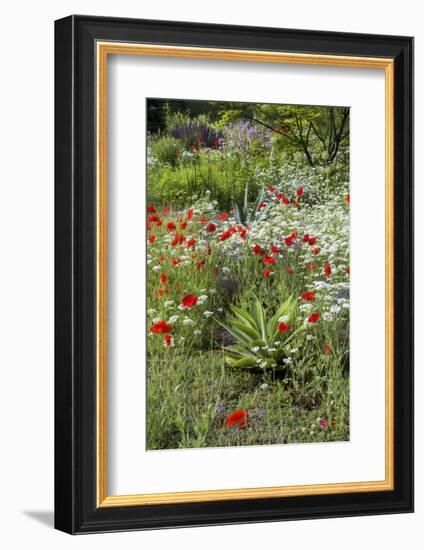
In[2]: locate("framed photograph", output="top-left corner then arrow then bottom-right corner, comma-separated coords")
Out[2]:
54,15 -> 414,534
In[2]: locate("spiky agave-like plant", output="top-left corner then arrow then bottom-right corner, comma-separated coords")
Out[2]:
217,296 -> 302,369
231,184 -> 272,226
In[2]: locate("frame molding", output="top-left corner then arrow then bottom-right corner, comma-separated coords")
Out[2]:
55,15 -> 413,534
96,41 -> 395,508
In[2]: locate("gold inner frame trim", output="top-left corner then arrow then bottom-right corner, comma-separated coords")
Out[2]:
96,42 -> 395,508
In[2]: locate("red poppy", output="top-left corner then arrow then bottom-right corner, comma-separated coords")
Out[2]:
282,196 -> 290,205
180,221 -> 188,230
308,262 -> 317,270
252,244 -> 265,256
263,255 -> 277,265
263,269 -> 272,278
276,192 -> 284,200
149,320 -> 173,334
307,312 -> 321,323
259,202 -> 267,209
171,258 -> 181,266
284,235 -> 296,246
148,235 -> 156,244
271,245 -> 281,254
286,268 -> 294,274
302,234 -> 310,243
301,291 -> 316,301
324,263 -> 332,277
186,209 -> 194,220
163,206 -> 171,217
345,194 -> 350,204
312,247 -> 321,255
159,256 -> 165,263
238,227 -> 247,240
198,217 -> 209,223
319,419 -> 329,429
277,322 -> 291,333
155,219 -> 163,227
181,294 -> 198,308
293,202 -> 300,209
218,212 -> 228,221
296,187 -> 304,197
196,260 -> 205,271
147,205 -> 156,213
307,236 -> 317,246
324,343 -> 331,355
164,334 -> 172,347
225,409 -> 248,429
171,233 -> 186,246
160,273 -> 167,285
345,266 -> 350,274
267,185 -> 276,193
166,222 -> 177,231
148,214 -> 159,223
205,222 -> 217,233
218,230 -> 230,241
186,237 -> 196,248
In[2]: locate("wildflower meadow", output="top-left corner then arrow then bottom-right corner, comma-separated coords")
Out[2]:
146,99 -> 350,450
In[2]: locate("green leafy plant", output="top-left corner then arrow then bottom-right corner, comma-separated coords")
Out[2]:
231,184 -> 272,226
217,296 -> 302,369
151,136 -> 182,166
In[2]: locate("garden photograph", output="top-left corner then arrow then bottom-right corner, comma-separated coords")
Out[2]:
146,98 -> 350,450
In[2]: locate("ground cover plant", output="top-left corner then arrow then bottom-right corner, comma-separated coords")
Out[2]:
146,98 -> 350,450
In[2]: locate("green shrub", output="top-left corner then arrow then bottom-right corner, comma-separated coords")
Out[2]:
151,137 -> 182,166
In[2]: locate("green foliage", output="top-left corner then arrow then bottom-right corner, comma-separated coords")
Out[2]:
147,99 -> 169,134
217,296 -> 301,370
252,104 -> 349,166
146,350 -> 349,449
147,154 -> 265,210
150,136 -> 182,166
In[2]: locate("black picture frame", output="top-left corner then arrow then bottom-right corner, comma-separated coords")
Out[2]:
55,14 -> 414,534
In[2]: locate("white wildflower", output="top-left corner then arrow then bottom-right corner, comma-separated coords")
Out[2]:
168,315 -> 179,324
182,318 -> 196,326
